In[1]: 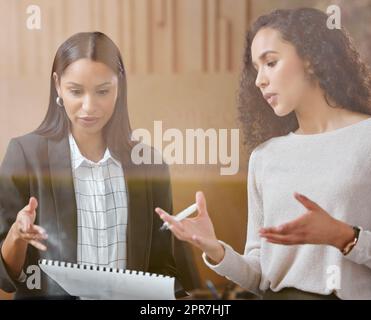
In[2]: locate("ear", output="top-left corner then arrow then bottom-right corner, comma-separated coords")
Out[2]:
304,60 -> 314,75
53,72 -> 62,97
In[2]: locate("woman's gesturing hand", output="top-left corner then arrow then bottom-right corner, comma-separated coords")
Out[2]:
13,197 -> 48,251
259,192 -> 354,250
155,191 -> 225,264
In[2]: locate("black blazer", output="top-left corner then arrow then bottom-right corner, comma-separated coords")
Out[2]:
0,133 -> 181,299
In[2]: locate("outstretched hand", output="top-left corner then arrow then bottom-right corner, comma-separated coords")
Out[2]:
155,191 -> 225,263
259,192 -> 354,250
14,197 -> 48,251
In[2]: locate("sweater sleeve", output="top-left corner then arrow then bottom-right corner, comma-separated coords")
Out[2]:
344,227 -> 371,269
202,149 -> 264,297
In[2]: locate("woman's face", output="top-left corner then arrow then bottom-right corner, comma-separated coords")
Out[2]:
54,58 -> 118,136
251,27 -> 314,117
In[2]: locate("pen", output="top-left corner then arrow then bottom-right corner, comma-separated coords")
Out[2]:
159,203 -> 198,231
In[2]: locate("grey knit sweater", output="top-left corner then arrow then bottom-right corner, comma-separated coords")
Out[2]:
203,117 -> 371,300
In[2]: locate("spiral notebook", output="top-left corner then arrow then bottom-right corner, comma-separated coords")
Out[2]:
38,259 -> 175,300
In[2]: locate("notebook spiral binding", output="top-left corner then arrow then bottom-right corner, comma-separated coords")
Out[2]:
38,259 -> 169,278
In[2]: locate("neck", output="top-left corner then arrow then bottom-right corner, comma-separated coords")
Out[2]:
71,129 -> 106,162
294,87 -> 355,134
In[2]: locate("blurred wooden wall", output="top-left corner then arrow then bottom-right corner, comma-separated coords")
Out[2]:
0,0 -> 251,299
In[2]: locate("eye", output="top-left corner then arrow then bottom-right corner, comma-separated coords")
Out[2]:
97,89 -> 109,96
69,89 -> 82,96
267,61 -> 277,68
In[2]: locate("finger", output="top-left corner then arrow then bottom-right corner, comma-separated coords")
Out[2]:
29,224 -> 47,236
260,226 -> 281,234
24,197 -> 38,214
294,192 -> 319,211
260,224 -> 291,234
156,208 -> 185,232
156,207 -> 176,223
155,207 -> 170,216
196,191 -> 208,217
29,197 -> 38,211
260,221 -> 299,235
279,217 -> 306,233
20,231 -> 48,241
28,240 -> 47,251
261,233 -> 301,245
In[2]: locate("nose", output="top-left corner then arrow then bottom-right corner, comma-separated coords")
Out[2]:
255,69 -> 269,89
81,94 -> 97,114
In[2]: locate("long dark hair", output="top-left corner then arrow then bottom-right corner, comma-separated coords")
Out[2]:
34,31 -> 133,159
239,8 -> 371,154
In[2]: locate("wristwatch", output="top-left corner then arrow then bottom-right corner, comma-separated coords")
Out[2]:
341,226 -> 361,256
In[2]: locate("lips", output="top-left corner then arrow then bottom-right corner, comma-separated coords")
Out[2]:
79,117 -> 99,121
78,116 -> 100,126
263,93 -> 278,106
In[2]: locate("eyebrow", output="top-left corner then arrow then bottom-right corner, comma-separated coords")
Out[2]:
65,81 -> 112,87
252,50 -> 279,67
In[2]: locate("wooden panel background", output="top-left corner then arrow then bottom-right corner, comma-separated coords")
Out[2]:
0,0 -> 251,299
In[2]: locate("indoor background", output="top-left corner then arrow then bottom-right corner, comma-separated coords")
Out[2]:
0,0 -> 370,299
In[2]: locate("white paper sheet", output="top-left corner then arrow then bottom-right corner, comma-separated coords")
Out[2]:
39,259 -> 175,300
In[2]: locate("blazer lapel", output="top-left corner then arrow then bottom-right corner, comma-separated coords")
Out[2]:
121,151 -> 152,272
48,136 -> 78,263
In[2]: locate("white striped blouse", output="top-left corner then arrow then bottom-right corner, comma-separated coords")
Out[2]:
69,134 -> 128,270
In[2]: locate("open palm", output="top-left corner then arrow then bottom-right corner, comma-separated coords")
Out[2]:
155,191 -> 220,255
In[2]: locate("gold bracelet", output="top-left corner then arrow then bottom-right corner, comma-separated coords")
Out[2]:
342,226 -> 360,256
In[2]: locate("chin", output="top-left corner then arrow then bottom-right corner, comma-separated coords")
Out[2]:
77,124 -> 104,135
273,104 -> 293,117
273,108 -> 287,117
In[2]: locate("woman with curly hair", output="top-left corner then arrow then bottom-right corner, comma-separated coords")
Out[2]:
157,7 -> 371,299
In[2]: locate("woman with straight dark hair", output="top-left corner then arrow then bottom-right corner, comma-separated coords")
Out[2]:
157,8 -> 371,299
0,32 -> 182,299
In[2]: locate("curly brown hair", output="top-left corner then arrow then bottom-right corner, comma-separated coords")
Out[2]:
238,7 -> 371,155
